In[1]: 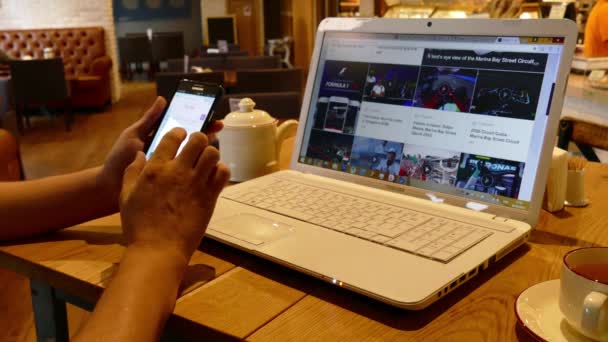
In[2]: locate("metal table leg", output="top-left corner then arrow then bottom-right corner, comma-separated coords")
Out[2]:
30,280 -> 69,342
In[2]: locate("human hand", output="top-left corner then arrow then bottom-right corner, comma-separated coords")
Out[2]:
119,128 -> 230,263
98,96 -> 223,205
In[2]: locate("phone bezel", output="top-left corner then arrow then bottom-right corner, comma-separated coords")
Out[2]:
144,79 -> 224,154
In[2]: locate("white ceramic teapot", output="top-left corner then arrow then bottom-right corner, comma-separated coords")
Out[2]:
218,98 -> 298,182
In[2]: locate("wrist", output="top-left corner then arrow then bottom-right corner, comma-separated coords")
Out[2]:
95,166 -> 120,212
121,244 -> 189,303
111,244 -> 189,320
127,241 -> 189,267
124,243 -> 190,275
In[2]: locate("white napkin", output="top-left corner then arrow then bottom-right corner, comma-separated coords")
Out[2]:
544,147 -> 568,212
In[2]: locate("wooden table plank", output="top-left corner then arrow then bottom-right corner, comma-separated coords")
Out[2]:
535,162 -> 608,247
173,267 -> 306,339
247,247 -> 555,341
0,214 -> 237,302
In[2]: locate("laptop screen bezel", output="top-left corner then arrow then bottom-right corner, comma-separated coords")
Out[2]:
289,18 -> 577,227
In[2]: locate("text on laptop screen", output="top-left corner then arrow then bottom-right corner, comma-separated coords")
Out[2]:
299,33 -> 565,210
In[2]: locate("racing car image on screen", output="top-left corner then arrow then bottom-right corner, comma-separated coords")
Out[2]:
455,154 -> 525,199
413,67 -> 478,113
470,70 -> 543,120
305,129 -> 354,166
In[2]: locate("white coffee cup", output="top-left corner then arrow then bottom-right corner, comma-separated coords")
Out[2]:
559,247 -> 608,340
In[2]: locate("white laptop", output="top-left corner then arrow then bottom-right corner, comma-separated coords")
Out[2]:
208,18 -> 577,309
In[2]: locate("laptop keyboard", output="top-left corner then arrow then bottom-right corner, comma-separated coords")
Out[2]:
222,180 -> 494,263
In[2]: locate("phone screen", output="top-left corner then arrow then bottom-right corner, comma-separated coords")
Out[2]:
146,83 -> 220,159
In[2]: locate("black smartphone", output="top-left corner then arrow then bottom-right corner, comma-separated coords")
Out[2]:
145,80 -> 224,159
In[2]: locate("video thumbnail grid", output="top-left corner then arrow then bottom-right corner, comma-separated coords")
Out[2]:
413,67 -> 544,120
312,56 -> 545,141
312,61 -> 422,136
303,52 -> 543,200
303,134 -> 527,200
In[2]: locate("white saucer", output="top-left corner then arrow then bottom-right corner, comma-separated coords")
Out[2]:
515,279 -> 595,342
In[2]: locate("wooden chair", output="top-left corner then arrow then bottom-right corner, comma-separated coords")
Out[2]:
9,59 -> 72,134
225,56 -> 282,70
206,43 -> 241,52
557,117 -> 608,162
151,32 -> 185,65
118,36 -> 153,79
167,57 -> 225,73
199,50 -> 248,58
155,71 -> 225,103
233,68 -> 303,93
214,92 -> 302,119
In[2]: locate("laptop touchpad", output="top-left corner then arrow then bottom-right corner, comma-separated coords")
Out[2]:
210,214 -> 294,247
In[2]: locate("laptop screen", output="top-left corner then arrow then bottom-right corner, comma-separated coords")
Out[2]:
298,32 -> 565,210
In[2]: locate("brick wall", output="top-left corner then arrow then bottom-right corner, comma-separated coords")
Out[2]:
0,0 -> 121,101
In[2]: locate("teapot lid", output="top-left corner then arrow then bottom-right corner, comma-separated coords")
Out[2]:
224,98 -> 275,127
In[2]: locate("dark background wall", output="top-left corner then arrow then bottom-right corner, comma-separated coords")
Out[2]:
114,0 -> 202,55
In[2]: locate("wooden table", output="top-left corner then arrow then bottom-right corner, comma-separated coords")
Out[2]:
1,140 -> 608,341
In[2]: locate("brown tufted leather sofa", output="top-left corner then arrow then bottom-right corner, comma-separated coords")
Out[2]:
0,27 -> 112,108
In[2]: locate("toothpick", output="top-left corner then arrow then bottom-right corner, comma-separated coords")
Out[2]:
568,156 -> 587,171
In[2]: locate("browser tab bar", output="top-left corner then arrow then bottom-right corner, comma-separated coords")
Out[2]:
496,37 -> 520,44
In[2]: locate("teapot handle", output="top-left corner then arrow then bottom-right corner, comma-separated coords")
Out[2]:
276,120 -> 299,161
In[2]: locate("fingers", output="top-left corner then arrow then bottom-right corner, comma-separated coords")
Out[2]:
195,145 -> 221,180
121,151 -> 146,202
149,127 -> 187,162
209,163 -> 230,194
204,120 -> 223,134
134,97 -> 167,138
177,132 -> 209,167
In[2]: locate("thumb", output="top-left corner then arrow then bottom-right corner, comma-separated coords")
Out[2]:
134,96 -> 167,138
121,151 -> 146,202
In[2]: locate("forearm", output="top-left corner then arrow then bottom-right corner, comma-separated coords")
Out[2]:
74,245 -> 187,342
0,167 -> 117,240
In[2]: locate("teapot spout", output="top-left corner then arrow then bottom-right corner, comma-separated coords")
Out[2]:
276,120 -> 299,162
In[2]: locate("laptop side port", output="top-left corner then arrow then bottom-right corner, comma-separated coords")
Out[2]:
494,236 -> 526,262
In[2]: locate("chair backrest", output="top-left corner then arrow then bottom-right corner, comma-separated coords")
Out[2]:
118,36 -> 152,64
0,128 -> 23,181
151,32 -> 184,62
207,43 -> 241,51
155,71 -> 225,103
10,58 -> 68,104
200,50 -> 249,58
166,58 -> 185,72
167,57 -> 225,72
233,68 -> 303,93
214,92 -> 302,119
0,27 -> 107,78
558,118 -> 608,162
225,55 -> 281,70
